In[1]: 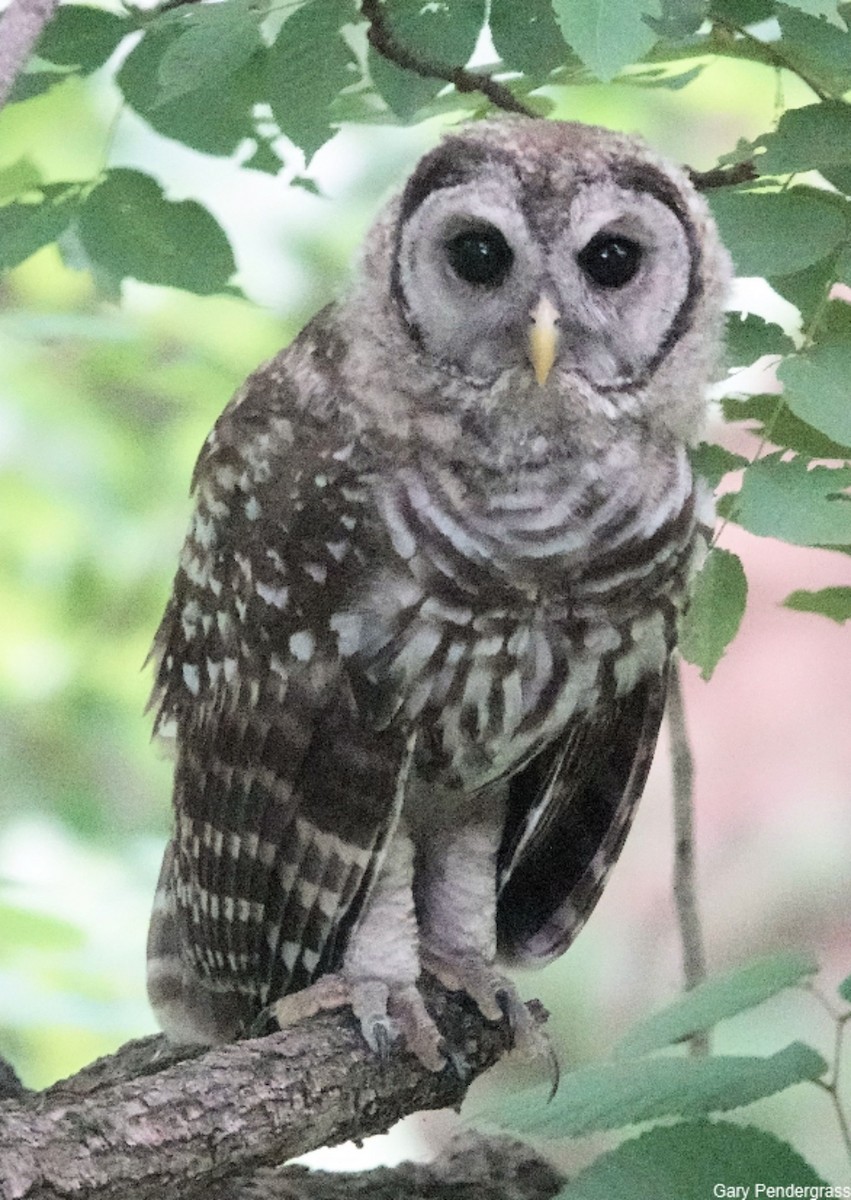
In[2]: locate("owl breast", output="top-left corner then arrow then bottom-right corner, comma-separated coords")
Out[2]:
332,442 -> 700,790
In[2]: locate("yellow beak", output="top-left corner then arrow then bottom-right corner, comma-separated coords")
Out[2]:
527,294 -> 560,387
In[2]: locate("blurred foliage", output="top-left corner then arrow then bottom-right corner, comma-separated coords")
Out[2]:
0,0 -> 849,1183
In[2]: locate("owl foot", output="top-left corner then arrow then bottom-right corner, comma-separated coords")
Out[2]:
269,973 -> 447,1073
419,946 -> 551,1066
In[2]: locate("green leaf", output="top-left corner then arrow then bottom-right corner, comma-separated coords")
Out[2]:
36,4 -> 130,72
710,0 -> 776,23
152,0 -> 263,109
784,586 -> 851,622
839,973 -> 851,1003
557,1121 -> 828,1199
618,951 -> 819,1056
266,0 -> 359,159
0,158 -> 42,204
466,1043 -> 826,1137
782,0 -> 845,24
117,26 -> 260,155
491,0 -> 571,74
771,253 -> 839,322
76,169 -> 236,295
679,548 -> 747,680
551,0 -> 662,82
368,0 -> 485,121
778,343 -> 851,446
725,312 -> 795,366
707,188 -> 847,278
756,100 -> 851,177
734,453 -> 851,546
776,3 -> 851,96
722,393 -> 851,456
689,443 -> 748,489
0,184 -> 81,271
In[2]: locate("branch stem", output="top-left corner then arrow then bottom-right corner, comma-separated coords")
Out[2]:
361,0 -> 535,118
668,658 -> 709,1055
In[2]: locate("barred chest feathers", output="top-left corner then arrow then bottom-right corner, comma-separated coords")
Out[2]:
325,433 -> 700,789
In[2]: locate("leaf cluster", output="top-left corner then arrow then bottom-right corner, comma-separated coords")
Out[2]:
466,953 -> 851,1195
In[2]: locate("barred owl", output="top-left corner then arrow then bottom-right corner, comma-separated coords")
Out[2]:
146,118 -> 729,1070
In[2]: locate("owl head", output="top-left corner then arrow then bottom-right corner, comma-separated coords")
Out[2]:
345,118 -> 731,450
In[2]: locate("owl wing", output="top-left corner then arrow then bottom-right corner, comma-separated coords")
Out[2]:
148,319 -> 414,1019
495,664 -> 669,964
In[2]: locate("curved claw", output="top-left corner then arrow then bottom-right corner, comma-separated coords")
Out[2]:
439,1038 -> 471,1083
370,1019 -> 395,1064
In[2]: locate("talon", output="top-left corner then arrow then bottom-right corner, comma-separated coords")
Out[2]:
371,1019 -> 395,1063
246,1006 -> 276,1039
440,1039 -> 471,1082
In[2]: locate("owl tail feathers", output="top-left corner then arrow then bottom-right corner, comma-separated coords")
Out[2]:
146,840 -> 246,1046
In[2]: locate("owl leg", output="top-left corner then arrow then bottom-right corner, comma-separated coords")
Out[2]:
412,785 -> 547,1060
272,821 -> 447,1071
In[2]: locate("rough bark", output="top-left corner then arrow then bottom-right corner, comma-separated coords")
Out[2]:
0,981 -> 550,1200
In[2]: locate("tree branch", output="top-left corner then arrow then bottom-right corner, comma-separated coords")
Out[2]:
0,979 -> 548,1200
0,0 -> 60,113
667,659 -> 709,1056
688,161 -> 758,191
361,0 -> 536,118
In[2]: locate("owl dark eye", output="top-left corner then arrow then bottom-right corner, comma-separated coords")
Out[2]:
445,226 -> 514,287
577,234 -> 642,288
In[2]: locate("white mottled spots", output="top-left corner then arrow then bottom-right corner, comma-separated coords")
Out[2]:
234,597 -> 247,622
420,596 -> 472,626
257,580 -> 289,609
303,562 -> 327,584
182,663 -> 200,695
583,624 -> 621,655
234,552 -> 253,581
207,659 -> 222,686
301,948 -> 321,974
332,441 -> 355,462
209,576 -> 222,597
280,940 -> 300,971
269,652 -> 288,678
289,630 -> 315,661
314,474 -> 328,488
223,897 -> 235,922
329,611 -> 362,657
215,465 -> 239,491
507,626 -> 530,656
181,598 -> 201,640
472,634 -> 503,658
378,492 -> 416,560
249,679 -> 260,707
266,547 -> 286,571
326,539 -> 349,563
192,512 -> 216,549
244,495 -> 262,520
156,716 -> 177,741
201,614 -> 212,634
217,611 -> 232,636
340,514 -> 357,531
223,657 -> 238,682
613,611 -> 667,694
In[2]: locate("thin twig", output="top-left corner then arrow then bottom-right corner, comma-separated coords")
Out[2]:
688,161 -> 758,191
667,658 -> 709,1056
0,0 -> 61,112
361,0 -> 535,118
712,18 -> 831,102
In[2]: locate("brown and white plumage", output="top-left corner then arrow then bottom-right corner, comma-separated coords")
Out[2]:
146,118 -> 729,1065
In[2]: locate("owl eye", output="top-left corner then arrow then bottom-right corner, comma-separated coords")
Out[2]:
444,226 -> 514,287
577,234 -> 642,288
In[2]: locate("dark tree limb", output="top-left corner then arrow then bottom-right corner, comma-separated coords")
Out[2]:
688,160 -> 758,191
361,0 -> 536,118
0,980 -> 548,1200
0,0 -> 60,111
